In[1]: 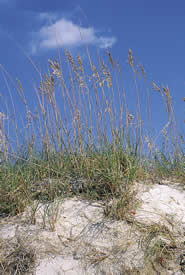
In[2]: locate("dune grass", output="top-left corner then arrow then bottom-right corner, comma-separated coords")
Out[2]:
0,47 -> 184,219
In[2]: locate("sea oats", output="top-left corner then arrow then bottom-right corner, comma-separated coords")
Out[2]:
65,50 -> 79,80
152,82 -> 163,97
139,64 -> 146,80
0,112 -> 6,120
107,49 -> 115,70
102,61 -> 112,88
77,55 -> 84,74
92,63 -> 100,81
128,48 -> 134,70
49,59 -> 63,80
40,73 -> 55,104
163,86 -> 171,104
116,60 -> 121,74
128,113 -> 135,123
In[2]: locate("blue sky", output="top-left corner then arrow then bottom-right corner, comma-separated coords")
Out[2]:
0,0 -> 184,153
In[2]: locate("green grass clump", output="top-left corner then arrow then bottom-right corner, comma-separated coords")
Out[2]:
0,47 -> 184,219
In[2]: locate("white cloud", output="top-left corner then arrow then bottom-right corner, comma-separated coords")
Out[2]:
31,18 -> 116,53
97,37 -> 117,49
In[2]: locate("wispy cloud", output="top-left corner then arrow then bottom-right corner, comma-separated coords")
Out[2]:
31,18 -> 116,54
36,12 -> 58,23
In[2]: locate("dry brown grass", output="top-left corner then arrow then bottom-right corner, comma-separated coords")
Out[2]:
0,238 -> 35,274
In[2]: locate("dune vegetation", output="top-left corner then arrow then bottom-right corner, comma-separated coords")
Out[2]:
0,47 -> 184,219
